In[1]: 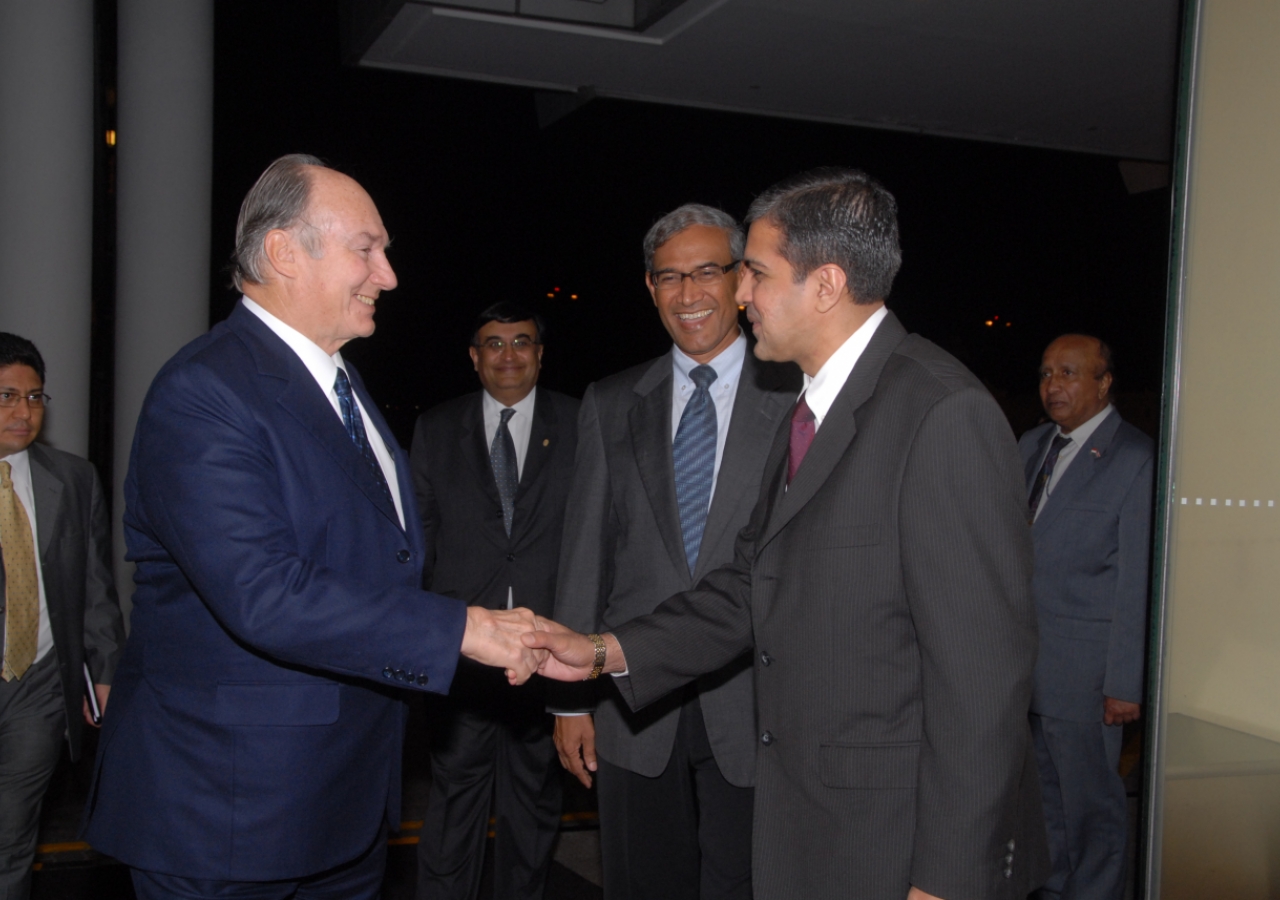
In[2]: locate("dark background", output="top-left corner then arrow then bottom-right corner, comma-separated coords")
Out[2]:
202,0 -> 1173,444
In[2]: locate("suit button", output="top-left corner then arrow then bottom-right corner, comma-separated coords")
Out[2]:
396,549 -> 410,563
394,669 -> 408,682
1007,839 -> 1016,852
1005,854 -> 1014,865
1003,868 -> 1012,879
506,554 -> 515,562
760,731 -> 774,746
416,673 -> 429,686
382,667 -> 394,680
760,651 -> 772,666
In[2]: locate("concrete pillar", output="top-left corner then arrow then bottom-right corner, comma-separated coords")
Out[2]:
114,0 -> 214,614
0,0 -> 95,455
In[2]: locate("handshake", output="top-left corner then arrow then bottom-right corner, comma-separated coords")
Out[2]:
459,606 -> 626,684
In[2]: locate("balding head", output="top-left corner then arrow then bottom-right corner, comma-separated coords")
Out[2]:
1038,334 -> 1113,433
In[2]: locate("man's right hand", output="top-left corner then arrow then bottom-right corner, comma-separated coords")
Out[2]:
554,714 -> 598,788
460,606 -> 547,684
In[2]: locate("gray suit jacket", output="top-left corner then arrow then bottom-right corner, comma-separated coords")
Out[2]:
554,347 -> 799,786
611,312 -> 1049,900
0,443 -> 125,759
1020,411 -> 1154,721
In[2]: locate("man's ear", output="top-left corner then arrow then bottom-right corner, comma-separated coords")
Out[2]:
1098,370 -> 1114,400
645,272 -> 659,307
263,229 -> 298,280
812,264 -> 850,313
469,345 -> 481,373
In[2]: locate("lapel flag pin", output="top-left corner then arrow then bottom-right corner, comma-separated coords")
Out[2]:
1090,448 -> 1102,458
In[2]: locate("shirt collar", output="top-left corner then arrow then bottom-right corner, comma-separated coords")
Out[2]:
1,447 -> 30,477
1056,403 -> 1114,446
802,305 -> 889,427
671,330 -> 747,387
483,385 -> 538,417
242,296 -> 347,389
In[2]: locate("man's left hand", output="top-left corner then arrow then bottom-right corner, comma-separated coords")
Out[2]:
1104,697 -> 1141,726
82,683 -> 111,728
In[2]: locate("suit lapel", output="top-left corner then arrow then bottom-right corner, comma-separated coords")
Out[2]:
229,306 -> 403,531
629,355 -> 690,580
695,355 -> 795,581
27,445 -> 63,560
1033,410 -> 1123,536
461,394 -> 501,508
758,312 -> 908,550
516,390 -> 556,504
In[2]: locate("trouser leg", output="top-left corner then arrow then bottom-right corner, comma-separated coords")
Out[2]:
596,704 -> 699,900
417,674 -> 499,900
0,652 -> 66,900
1032,713 -> 1128,900
131,827 -> 386,900
680,697 -> 753,900
491,688 -> 562,900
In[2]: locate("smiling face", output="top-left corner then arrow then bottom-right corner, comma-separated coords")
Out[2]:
737,220 -> 817,370
470,319 -> 543,407
1039,335 -> 1112,433
0,364 -> 44,458
289,168 -> 398,355
646,224 -> 741,364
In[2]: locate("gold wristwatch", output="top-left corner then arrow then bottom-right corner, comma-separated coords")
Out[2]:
586,633 -> 607,680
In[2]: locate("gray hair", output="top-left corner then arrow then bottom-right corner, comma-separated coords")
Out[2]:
642,204 -> 745,271
231,153 -> 327,291
746,167 -> 901,303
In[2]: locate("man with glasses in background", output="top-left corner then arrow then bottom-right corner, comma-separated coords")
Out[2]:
0,332 -> 124,900
411,303 -> 579,900
552,205 -> 799,900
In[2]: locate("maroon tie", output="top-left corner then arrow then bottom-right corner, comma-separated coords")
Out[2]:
787,395 -> 816,485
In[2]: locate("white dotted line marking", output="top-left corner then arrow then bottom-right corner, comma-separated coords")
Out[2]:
1181,498 -> 1276,507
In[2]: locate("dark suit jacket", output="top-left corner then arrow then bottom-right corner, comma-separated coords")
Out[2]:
83,302 -> 469,881
611,312 -> 1049,900
554,348 -> 799,787
1020,411 -> 1154,721
410,388 -> 579,617
0,443 -> 125,759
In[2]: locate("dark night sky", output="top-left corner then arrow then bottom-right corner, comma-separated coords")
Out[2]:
209,1 -> 1174,444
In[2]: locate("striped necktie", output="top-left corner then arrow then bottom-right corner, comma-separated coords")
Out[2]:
673,365 -> 718,572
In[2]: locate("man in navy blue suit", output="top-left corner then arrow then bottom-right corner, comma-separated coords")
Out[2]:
83,155 -> 545,900
1022,334 -> 1153,900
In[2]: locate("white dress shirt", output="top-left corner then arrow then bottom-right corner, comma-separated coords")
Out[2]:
801,305 -> 889,432
1,449 -> 54,667
671,330 -> 748,494
481,387 -> 537,479
1031,404 -> 1114,522
242,297 -> 405,528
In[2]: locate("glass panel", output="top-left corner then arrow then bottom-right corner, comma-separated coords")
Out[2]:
1150,1 -> 1280,897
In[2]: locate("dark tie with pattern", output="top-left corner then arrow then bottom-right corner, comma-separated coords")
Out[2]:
334,367 -> 391,501
491,408 -> 519,536
673,365 -> 718,572
787,395 -> 816,486
1027,433 -> 1073,522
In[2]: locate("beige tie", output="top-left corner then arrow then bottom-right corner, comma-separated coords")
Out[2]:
1,460 -> 39,681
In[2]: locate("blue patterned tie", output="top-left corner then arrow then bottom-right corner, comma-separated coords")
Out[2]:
673,365 -> 718,573
491,408 -> 519,536
334,367 -> 391,501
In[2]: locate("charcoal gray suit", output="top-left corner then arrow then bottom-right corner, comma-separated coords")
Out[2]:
554,344 -> 798,898
1020,410 -> 1153,900
411,387 -> 578,900
609,311 -> 1050,900
0,443 -> 124,898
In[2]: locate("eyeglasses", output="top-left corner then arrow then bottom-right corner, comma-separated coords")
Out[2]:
650,261 -> 740,291
0,391 -> 50,408
473,337 -> 540,353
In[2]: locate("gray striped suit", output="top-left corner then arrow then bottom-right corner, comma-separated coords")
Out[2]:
611,311 -> 1050,900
